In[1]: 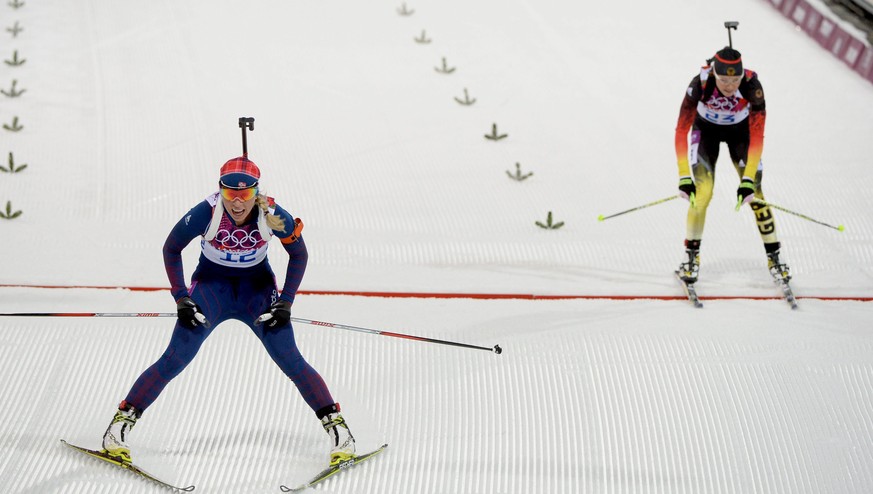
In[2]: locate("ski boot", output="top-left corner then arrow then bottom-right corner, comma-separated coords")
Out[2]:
677,240 -> 701,284
767,250 -> 791,282
318,403 -> 355,465
102,401 -> 141,463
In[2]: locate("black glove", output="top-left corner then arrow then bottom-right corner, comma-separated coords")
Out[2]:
258,299 -> 292,329
735,178 -> 756,210
176,296 -> 208,329
678,177 -> 696,207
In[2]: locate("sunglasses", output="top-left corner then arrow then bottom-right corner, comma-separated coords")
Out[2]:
220,186 -> 258,202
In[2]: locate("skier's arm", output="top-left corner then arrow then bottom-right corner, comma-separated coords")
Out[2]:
674,76 -> 702,178
163,201 -> 212,301
743,74 -> 766,181
272,204 -> 308,305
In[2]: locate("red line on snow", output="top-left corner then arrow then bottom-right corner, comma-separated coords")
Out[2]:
0,284 -> 168,292
1,284 -> 871,302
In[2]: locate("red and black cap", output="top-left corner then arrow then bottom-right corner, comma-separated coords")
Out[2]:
713,47 -> 743,76
219,156 -> 260,189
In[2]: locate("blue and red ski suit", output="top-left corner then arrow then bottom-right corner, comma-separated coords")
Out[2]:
122,192 -> 335,414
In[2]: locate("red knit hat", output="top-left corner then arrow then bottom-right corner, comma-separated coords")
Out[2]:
219,157 -> 260,189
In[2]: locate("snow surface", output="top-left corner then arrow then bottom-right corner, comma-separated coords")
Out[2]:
1,1 -> 872,493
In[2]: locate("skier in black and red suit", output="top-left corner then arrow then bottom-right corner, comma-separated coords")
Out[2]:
673,46 -> 790,284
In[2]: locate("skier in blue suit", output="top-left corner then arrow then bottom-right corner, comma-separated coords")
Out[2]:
101,156 -> 355,465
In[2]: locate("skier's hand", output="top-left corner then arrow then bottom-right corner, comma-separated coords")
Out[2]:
678,177 -> 696,207
176,296 -> 208,329
257,299 -> 292,329
735,178 -> 756,210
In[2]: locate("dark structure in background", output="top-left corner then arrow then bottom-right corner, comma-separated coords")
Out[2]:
825,0 -> 873,42
765,0 -> 873,84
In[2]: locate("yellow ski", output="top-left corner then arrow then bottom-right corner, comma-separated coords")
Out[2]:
61,439 -> 195,491
280,443 -> 388,492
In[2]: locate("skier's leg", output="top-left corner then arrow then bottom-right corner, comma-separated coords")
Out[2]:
245,285 -> 335,412
685,129 -> 718,242
122,280 -> 226,410
728,137 -> 780,248
246,284 -> 355,463
102,279 -> 227,458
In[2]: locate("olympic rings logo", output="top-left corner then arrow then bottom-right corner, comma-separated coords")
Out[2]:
706,94 -> 740,111
214,228 -> 264,249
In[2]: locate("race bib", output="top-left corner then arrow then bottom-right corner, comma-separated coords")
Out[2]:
697,92 -> 749,125
200,212 -> 269,266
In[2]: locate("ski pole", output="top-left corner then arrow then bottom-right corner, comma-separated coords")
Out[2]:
0,312 -> 504,355
285,316 -> 502,354
752,199 -> 845,232
597,195 -> 679,222
0,312 -> 175,318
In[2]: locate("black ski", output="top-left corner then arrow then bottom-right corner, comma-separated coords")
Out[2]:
280,443 -> 388,492
675,271 -> 703,308
61,439 -> 195,491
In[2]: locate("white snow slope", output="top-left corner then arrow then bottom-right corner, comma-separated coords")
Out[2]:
1,1 -> 872,493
